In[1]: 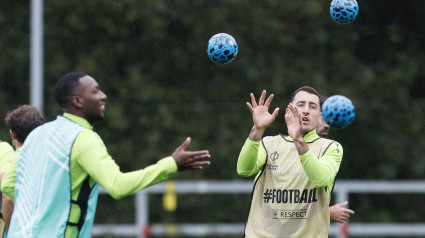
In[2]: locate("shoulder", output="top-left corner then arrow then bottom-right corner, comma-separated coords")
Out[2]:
322,139 -> 343,156
71,130 -> 109,166
73,130 -> 106,154
314,137 -> 341,147
0,142 -> 14,154
76,130 -> 103,145
326,139 -> 342,149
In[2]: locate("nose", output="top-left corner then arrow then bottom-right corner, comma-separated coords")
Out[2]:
301,105 -> 310,115
100,90 -> 107,101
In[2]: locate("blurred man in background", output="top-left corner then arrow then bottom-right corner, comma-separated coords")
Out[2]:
316,118 -> 355,223
0,141 -> 15,237
316,118 -> 330,139
1,105 -> 45,233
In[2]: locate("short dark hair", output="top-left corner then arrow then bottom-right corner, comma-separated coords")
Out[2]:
290,86 -> 323,108
5,105 -> 45,143
320,95 -> 328,109
54,72 -> 87,107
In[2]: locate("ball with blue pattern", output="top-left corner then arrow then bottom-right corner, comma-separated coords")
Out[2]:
207,33 -> 238,64
330,0 -> 359,23
322,95 -> 355,129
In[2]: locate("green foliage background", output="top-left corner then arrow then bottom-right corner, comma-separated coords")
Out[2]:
1,0 -> 425,237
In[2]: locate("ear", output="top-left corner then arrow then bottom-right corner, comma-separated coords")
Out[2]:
70,95 -> 84,109
9,129 -> 16,140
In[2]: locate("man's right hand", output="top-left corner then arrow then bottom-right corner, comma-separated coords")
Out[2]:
246,90 -> 279,141
330,201 -> 355,223
171,137 -> 211,171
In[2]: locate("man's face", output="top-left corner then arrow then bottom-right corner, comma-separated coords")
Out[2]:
76,76 -> 107,123
292,91 -> 322,134
316,118 -> 330,138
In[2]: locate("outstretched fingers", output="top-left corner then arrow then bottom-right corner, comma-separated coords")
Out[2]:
284,108 -> 293,125
185,150 -> 211,159
271,107 -> 280,119
287,103 -> 297,116
258,90 -> 266,106
264,93 -> 274,107
181,154 -> 211,171
182,160 -> 211,170
249,93 -> 258,108
247,90 -> 274,111
176,137 -> 191,152
173,148 -> 211,171
344,208 -> 355,215
246,102 -> 254,113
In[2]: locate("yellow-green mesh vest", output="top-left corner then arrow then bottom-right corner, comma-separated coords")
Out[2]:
244,134 -> 335,238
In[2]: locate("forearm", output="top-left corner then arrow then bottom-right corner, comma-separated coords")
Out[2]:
237,138 -> 266,177
1,163 -> 17,201
96,157 -> 177,199
1,180 -> 15,202
74,131 -> 178,200
248,126 -> 266,141
293,137 -> 309,155
2,193 -> 14,231
299,150 -> 340,188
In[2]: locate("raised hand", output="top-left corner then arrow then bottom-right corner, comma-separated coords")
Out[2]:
246,90 -> 279,141
171,137 -> 211,171
285,103 -> 302,140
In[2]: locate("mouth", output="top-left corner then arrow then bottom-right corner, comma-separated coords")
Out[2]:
301,116 -> 310,124
100,104 -> 106,112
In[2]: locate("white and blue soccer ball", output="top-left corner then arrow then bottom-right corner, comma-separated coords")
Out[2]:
207,33 -> 238,64
322,95 -> 355,129
330,0 -> 359,24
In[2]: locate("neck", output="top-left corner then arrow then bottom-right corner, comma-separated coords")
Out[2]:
63,108 -> 87,121
13,139 -> 23,150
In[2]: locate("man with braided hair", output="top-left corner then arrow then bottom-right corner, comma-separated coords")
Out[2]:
316,118 -> 355,223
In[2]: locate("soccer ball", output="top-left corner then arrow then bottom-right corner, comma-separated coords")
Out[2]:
207,33 -> 238,64
330,0 -> 359,23
322,95 -> 355,129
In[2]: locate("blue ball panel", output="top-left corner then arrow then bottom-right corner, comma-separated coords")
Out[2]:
207,33 -> 238,64
330,0 -> 359,23
322,95 -> 356,129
